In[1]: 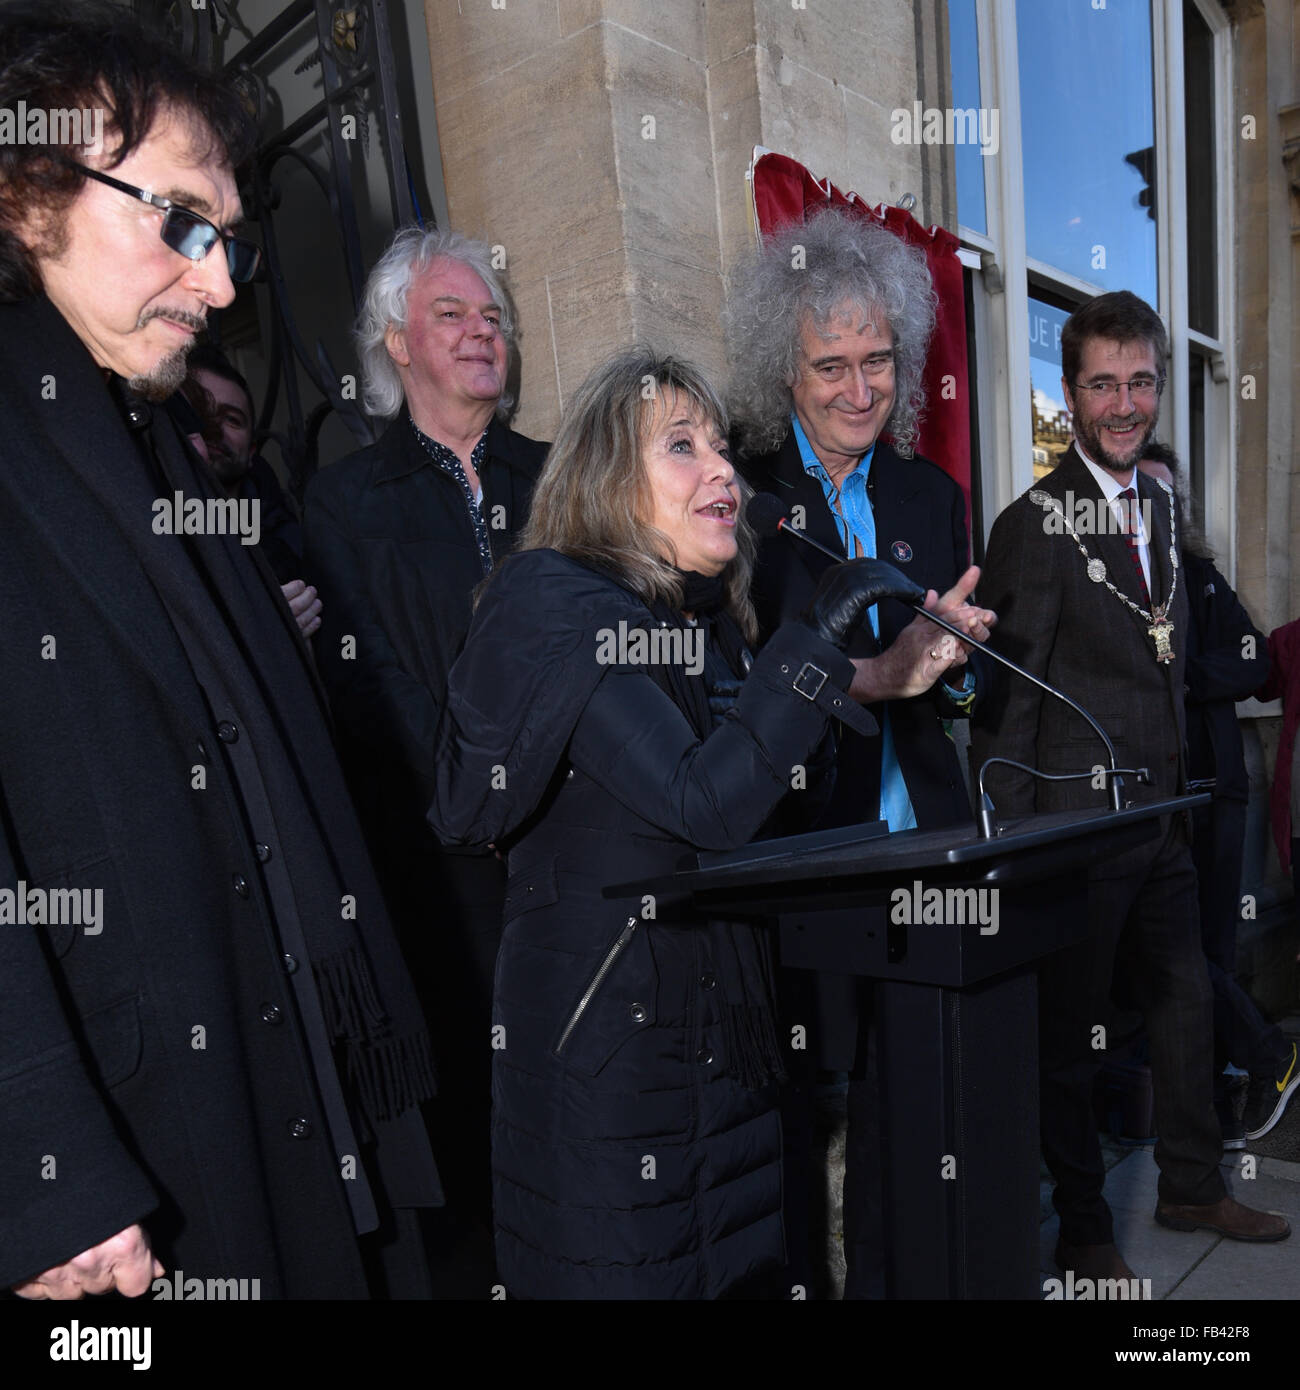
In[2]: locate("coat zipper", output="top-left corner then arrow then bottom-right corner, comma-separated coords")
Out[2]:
555,916 -> 639,1056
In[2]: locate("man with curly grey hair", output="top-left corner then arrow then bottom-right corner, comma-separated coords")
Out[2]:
727,207 -> 995,1297
303,227 -> 547,1261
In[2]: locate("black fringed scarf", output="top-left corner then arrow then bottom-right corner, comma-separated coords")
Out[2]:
110,374 -> 438,1134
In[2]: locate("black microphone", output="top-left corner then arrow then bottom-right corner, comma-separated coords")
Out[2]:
746,493 -> 926,602
746,492 -> 843,561
748,492 -> 1147,832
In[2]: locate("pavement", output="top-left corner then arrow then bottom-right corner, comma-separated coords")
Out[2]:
1038,1010 -> 1300,1300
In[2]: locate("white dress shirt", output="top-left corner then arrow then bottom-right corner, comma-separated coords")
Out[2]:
1074,443 -> 1152,594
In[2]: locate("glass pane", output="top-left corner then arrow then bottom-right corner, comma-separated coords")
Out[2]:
1017,0 -> 1157,305
948,0 -> 987,235
1188,347 -> 1206,524
1028,294 -> 1074,479
1184,0 -> 1217,337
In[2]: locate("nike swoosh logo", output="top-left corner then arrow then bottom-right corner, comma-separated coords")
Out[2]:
1277,1045 -> 1297,1095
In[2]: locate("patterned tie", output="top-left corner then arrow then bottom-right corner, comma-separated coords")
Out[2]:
1118,487 -> 1151,608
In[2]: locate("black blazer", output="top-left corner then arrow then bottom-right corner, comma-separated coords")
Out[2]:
741,432 -> 983,831
971,446 -> 1189,821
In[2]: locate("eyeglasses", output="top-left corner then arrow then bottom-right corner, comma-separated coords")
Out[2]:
1071,375 -> 1164,402
71,164 -> 262,283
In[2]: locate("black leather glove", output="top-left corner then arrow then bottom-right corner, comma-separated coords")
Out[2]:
801,558 -> 926,650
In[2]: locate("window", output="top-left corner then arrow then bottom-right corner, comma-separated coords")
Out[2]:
950,0 -> 1235,571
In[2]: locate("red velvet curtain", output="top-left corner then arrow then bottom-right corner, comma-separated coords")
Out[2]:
751,150 -> 971,528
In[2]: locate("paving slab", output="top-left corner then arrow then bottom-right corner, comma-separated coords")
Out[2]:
1039,1148 -> 1300,1299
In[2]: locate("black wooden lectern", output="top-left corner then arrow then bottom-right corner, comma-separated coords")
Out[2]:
610,796 -> 1207,1300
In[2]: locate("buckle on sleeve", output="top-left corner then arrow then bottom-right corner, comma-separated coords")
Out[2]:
792,662 -> 829,702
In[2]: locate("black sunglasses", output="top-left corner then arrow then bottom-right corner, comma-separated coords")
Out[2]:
72,164 -> 261,283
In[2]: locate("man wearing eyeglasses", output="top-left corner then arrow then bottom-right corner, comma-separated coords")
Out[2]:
972,291 -> 1288,1286
0,2 -> 441,1299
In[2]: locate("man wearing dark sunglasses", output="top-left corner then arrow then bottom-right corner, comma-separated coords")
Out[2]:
31,133 -> 254,401
0,1 -> 441,1301
69,162 -> 262,284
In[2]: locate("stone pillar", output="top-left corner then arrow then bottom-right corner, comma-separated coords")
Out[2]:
423,0 -> 950,442
1232,0 -> 1299,630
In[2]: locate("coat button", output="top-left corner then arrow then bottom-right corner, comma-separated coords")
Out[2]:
216,720 -> 239,743
697,1047 -> 714,1065
254,843 -> 272,863
700,972 -> 716,990
261,1003 -> 283,1025
288,1117 -> 312,1139
630,1002 -> 647,1023
282,953 -> 298,974
232,874 -> 250,898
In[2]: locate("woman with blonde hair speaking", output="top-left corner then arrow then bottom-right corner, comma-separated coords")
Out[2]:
429,346 -> 908,1298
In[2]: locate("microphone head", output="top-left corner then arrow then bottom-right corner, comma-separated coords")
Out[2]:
745,492 -> 788,539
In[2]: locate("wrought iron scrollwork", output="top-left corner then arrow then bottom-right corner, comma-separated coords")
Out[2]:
137,0 -> 422,497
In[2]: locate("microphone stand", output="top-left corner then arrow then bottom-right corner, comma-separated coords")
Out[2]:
766,516 -> 1148,833
909,606 -> 1139,817
973,758 -> 1152,840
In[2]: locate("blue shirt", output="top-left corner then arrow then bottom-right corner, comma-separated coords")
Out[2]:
791,416 -> 917,832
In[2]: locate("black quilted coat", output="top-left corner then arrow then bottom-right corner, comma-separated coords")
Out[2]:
428,548 -> 855,1298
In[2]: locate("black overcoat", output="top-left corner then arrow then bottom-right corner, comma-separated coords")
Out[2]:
0,296 -> 438,1296
428,549 -> 856,1298
303,409 -> 546,1219
303,410 -> 545,821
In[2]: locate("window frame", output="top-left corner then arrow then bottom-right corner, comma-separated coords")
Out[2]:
954,0 -> 1236,578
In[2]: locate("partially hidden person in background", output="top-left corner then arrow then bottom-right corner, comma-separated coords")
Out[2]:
1136,443 -> 1295,1146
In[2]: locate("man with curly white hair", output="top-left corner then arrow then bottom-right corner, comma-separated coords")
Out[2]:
726,207 -> 994,1298
303,228 -> 547,1259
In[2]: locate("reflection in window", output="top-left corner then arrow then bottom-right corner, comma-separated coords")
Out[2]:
1017,0 -> 1157,304
1184,0 -> 1217,337
1028,294 -> 1074,478
948,0 -> 986,235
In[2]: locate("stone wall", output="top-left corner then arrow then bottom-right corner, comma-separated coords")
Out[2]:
422,0 -> 950,442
